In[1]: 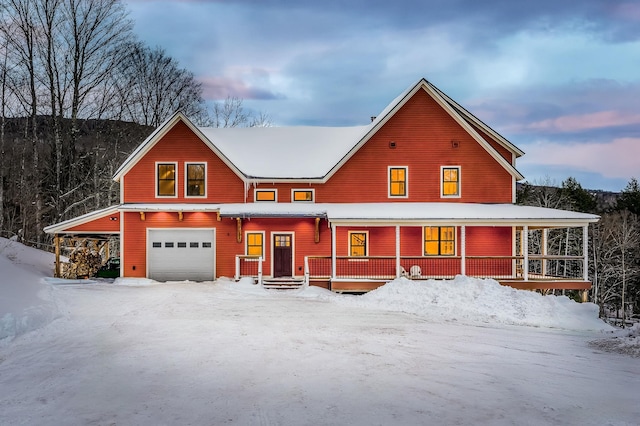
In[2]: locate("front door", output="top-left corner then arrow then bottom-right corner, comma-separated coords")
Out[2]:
273,234 -> 293,277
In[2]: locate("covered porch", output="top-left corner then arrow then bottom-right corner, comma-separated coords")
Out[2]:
233,203 -> 599,299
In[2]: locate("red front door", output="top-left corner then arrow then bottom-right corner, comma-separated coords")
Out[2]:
273,234 -> 292,277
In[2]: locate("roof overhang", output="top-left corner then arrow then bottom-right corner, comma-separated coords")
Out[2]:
43,206 -> 120,235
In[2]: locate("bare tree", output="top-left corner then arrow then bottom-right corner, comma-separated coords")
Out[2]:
203,96 -> 271,128
112,42 -> 204,127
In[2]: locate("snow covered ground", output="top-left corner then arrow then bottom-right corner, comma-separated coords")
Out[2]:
1,237 -> 639,425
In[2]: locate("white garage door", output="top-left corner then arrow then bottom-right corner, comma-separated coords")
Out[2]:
148,229 -> 215,281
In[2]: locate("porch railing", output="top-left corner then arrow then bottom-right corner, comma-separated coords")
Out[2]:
235,255 -> 263,284
304,255 -> 585,281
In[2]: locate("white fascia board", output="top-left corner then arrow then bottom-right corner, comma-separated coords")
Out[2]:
427,81 -> 525,158
43,205 -> 120,234
118,203 -> 221,212
112,112 -> 248,184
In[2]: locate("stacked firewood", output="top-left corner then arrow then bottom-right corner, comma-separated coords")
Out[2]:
61,240 -> 104,279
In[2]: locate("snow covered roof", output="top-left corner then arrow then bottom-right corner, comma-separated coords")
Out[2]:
113,78 -> 524,183
43,206 -> 120,235
121,202 -> 599,227
198,125 -> 371,179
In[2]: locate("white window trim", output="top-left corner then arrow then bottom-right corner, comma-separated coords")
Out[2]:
245,230 -> 265,260
440,165 -> 461,198
422,225 -> 457,256
155,161 -> 178,198
388,166 -> 409,198
348,230 -> 369,257
184,162 -> 207,198
291,188 -> 315,202
254,188 -> 278,202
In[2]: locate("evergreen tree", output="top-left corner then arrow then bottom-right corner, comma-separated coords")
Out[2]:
616,177 -> 640,215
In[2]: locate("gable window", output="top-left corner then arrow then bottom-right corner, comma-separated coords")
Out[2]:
255,189 -> 277,202
424,226 -> 455,256
441,166 -> 460,197
186,163 -> 206,197
246,232 -> 264,258
292,189 -> 314,202
389,166 -> 408,197
348,231 -> 368,257
157,163 -> 177,197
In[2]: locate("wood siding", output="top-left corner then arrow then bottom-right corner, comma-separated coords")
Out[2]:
122,121 -> 245,203
318,90 -> 513,203
66,213 -> 120,233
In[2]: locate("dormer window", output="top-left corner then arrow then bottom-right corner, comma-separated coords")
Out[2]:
157,163 -> 177,197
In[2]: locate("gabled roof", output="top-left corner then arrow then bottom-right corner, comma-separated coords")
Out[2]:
112,112 -> 247,182
324,79 -> 524,181
113,79 -> 524,183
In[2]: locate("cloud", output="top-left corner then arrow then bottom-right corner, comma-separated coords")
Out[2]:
200,76 -> 283,100
520,137 -> 640,181
524,111 -> 640,133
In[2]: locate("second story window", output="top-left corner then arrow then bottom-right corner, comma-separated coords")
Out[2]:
255,189 -> 277,202
389,166 -> 408,197
441,166 -> 460,197
157,163 -> 176,197
292,189 -> 314,202
186,163 -> 206,197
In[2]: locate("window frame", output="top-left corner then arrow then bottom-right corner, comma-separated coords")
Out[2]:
291,189 -> 315,202
245,231 -> 265,260
423,226 -> 456,256
388,166 -> 408,198
441,166 -> 461,198
185,162 -> 207,198
254,189 -> 277,202
348,231 -> 369,257
156,162 -> 178,198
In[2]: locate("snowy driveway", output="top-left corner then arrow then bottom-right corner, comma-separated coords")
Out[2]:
0,281 -> 638,426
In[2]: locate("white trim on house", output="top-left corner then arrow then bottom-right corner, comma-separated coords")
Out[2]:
155,161 -> 178,198
348,230 -> 370,257
388,166 -> 409,199
440,165 -> 461,199
291,188 -> 315,202
43,206 -> 120,234
184,161 -> 207,198
244,230 -> 266,259
270,231 -> 295,278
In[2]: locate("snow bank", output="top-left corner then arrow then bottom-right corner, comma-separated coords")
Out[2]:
0,238 -> 59,342
296,276 -> 612,332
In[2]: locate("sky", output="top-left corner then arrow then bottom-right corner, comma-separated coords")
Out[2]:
125,0 -> 640,192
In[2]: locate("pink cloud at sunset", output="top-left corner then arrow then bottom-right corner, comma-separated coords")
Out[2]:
522,137 -> 640,180
524,111 -> 640,133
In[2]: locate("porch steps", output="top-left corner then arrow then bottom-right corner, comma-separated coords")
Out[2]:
261,277 -> 305,290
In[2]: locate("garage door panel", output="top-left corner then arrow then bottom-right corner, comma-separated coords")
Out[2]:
148,229 -> 215,281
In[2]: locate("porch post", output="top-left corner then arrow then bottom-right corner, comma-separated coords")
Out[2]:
542,229 -> 548,277
523,226 -> 529,281
460,226 -> 466,276
395,226 -> 401,278
331,224 -> 337,279
583,225 -> 589,281
54,234 -> 60,278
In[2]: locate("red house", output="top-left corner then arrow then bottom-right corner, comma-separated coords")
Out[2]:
45,79 -> 599,294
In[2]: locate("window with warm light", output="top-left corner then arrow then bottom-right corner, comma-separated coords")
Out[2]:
186,163 -> 206,197
246,232 -> 264,258
255,189 -> 277,202
292,189 -> 314,202
389,166 -> 407,197
349,231 -> 368,257
424,226 -> 455,256
441,166 -> 460,197
157,163 -> 176,197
